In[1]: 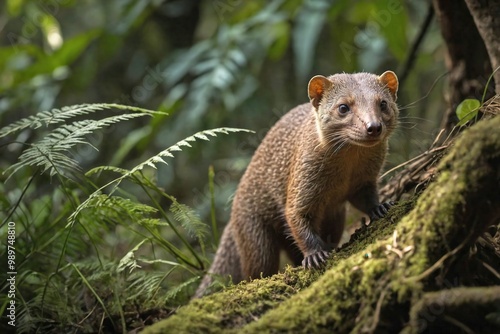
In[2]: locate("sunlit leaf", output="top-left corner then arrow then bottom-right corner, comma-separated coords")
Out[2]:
456,98 -> 480,126
293,0 -> 329,82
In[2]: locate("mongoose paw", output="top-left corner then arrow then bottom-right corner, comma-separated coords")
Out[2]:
302,250 -> 330,269
369,201 -> 395,221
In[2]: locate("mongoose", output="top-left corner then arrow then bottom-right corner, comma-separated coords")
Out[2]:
195,71 -> 399,297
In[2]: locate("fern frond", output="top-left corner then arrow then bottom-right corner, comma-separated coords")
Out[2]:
71,263 -> 116,328
129,127 -> 252,174
79,260 -> 116,282
0,103 -> 163,139
5,113 -> 154,179
118,239 -> 147,273
139,218 -> 168,226
163,276 -> 200,302
86,165 -> 130,177
170,201 -> 208,249
126,271 -> 171,302
69,127 -> 253,227
82,194 -> 159,226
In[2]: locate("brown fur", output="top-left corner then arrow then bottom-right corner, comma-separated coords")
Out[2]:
195,71 -> 399,298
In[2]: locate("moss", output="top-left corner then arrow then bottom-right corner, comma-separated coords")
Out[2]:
240,230 -> 405,333
144,201 -> 412,334
145,116 -> 500,333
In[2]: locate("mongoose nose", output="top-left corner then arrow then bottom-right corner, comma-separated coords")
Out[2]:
366,122 -> 382,137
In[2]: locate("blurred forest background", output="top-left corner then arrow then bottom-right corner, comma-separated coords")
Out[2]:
0,0 -> 464,332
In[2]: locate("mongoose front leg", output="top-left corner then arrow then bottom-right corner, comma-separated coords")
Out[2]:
286,212 -> 331,269
303,249 -> 330,269
349,183 -> 395,222
369,201 -> 395,221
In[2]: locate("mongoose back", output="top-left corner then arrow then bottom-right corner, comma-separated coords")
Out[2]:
195,71 -> 399,297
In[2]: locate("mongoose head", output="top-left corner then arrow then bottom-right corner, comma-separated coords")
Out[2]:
308,71 -> 399,148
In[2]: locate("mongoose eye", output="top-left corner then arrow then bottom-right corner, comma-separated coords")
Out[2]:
338,104 -> 350,115
380,100 -> 388,112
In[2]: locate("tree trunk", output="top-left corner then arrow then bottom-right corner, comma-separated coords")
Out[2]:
432,0 -> 493,133
464,0 -> 500,94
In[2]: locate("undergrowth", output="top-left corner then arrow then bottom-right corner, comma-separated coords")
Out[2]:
0,103 -> 251,333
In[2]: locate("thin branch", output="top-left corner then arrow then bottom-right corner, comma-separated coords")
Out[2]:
398,3 -> 435,88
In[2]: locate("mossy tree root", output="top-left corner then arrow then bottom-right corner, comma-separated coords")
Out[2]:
405,286 -> 500,333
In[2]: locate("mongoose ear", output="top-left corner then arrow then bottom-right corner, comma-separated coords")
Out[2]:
308,75 -> 332,110
379,71 -> 399,101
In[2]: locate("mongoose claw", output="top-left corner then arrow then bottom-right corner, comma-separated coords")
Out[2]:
302,250 -> 330,269
369,201 -> 395,221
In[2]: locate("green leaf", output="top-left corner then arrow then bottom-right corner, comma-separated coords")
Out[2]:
2,29 -> 101,92
456,98 -> 480,126
374,0 -> 408,61
118,239 -> 147,273
293,0 -> 330,82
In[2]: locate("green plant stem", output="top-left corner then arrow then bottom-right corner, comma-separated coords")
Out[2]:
151,266 -> 178,300
135,177 -> 203,269
53,168 -> 105,271
209,165 -> 219,246
134,173 -> 206,269
113,283 -> 127,334
71,264 -> 116,330
1,172 -> 36,227
481,65 -> 500,103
